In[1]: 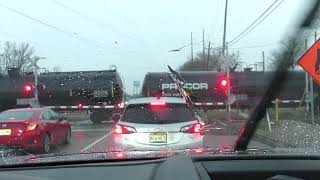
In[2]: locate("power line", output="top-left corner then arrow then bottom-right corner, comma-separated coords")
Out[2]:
51,0 -> 91,19
228,0 -> 279,45
229,42 -> 278,49
0,2 -> 106,48
184,42 -> 278,54
208,0 -> 223,42
229,0 -> 285,46
51,0 -> 107,28
51,0 -> 138,41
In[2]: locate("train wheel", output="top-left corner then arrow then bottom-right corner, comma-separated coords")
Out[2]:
90,111 -> 112,124
90,112 -> 102,124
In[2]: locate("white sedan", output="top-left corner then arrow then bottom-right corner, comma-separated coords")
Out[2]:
113,97 -> 204,151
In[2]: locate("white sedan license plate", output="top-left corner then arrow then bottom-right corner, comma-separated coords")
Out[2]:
0,129 -> 11,136
149,133 -> 167,143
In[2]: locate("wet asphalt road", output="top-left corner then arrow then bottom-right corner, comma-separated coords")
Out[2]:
49,120 -> 271,154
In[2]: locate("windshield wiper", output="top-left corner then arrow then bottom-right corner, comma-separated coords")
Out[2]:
234,0 -> 320,152
167,65 -> 194,107
167,65 -> 201,122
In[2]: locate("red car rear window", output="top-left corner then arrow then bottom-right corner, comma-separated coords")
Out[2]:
0,111 -> 35,120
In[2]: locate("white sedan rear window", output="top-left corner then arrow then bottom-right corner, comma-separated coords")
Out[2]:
122,104 -> 194,124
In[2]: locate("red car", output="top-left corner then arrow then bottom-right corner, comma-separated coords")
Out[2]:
0,108 -> 71,153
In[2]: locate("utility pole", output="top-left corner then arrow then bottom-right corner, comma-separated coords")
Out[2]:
226,42 -> 231,113
222,0 -> 228,57
207,41 -> 211,71
202,29 -> 205,60
262,51 -> 265,73
191,32 -> 194,62
305,39 -> 310,112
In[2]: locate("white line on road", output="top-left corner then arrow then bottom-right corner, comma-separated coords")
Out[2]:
80,131 -> 113,152
72,129 -> 107,132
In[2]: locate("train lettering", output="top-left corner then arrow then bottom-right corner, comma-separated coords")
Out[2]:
161,83 -> 208,90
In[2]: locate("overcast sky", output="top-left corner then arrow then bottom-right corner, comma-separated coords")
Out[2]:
0,0 -> 311,93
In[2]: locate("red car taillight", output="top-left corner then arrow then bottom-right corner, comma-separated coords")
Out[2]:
25,122 -> 38,131
114,124 -> 136,134
180,123 -> 202,133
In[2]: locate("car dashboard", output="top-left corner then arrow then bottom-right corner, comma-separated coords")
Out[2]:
0,154 -> 319,180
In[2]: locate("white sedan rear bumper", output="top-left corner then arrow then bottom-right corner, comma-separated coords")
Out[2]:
114,133 -> 203,151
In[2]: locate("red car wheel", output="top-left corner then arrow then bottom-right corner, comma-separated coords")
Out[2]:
40,134 -> 51,154
64,128 -> 71,144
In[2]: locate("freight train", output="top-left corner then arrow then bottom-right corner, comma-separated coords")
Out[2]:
0,68 -> 124,123
142,71 -> 314,109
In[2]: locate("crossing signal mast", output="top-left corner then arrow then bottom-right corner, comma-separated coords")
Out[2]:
18,83 -> 39,107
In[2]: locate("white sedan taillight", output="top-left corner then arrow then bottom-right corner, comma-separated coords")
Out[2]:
114,124 -> 136,134
180,123 -> 202,133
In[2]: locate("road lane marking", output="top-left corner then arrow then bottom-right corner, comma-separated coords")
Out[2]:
72,129 -> 108,132
80,131 -> 113,152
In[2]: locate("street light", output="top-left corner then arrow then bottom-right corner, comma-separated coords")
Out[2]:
169,44 -> 192,52
169,49 -> 181,52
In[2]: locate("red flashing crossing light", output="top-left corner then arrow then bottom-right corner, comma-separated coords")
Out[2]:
217,78 -> 229,96
220,79 -> 228,87
24,83 -> 33,93
77,103 -> 83,108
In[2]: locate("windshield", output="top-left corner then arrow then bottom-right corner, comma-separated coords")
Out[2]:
0,111 -> 34,121
0,0 -> 318,165
122,104 -> 195,124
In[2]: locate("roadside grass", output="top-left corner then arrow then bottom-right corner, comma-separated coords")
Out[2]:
257,107 -> 320,134
267,108 -> 320,124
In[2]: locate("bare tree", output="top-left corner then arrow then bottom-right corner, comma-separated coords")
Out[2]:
228,51 -> 241,72
53,66 -> 62,72
2,41 -> 35,73
179,51 -> 218,71
268,36 -> 303,70
179,49 -> 241,72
